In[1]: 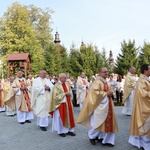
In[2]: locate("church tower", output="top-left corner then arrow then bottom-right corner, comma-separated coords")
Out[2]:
54,32 -> 61,46
109,50 -> 114,67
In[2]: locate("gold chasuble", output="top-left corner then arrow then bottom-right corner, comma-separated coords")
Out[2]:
76,76 -> 118,133
5,78 -> 32,112
49,82 -> 75,129
123,72 -> 136,103
0,82 -> 4,107
130,74 -> 150,137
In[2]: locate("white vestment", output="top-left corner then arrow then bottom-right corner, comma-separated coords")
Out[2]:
16,108 -> 34,122
14,78 -> 34,123
52,109 -> 74,134
88,96 -> 115,145
122,90 -> 135,115
31,77 -> 53,127
6,105 -> 16,116
76,77 -> 88,110
0,107 -> 5,112
129,135 -> 150,150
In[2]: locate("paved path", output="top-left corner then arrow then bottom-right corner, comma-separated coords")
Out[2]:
0,106 -> 138,150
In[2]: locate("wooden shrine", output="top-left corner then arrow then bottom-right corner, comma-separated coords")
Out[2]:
6,53 -> 31,78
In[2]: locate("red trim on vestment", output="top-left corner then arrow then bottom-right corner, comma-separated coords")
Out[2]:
19,80 -> 32,111
61,83 -> 75,128
103,81 -> 113,133
58,103 -> 66,126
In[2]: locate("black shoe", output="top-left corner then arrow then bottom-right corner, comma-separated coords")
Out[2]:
102,143 -> 114,147
97,138 -> 103,143
9,115 -> 15,117
20,122 -> 25,125
89,139 -> 96,145
140,147 -> 145,150
67,132 -> 76,136
59,133 -> 66,137
25,120 -> 31,123
40,127 -> 47,131
127,115 -> 131,116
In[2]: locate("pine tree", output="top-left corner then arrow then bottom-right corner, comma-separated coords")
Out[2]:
44,43 -> 69,76
139,41 -> 150,67
101,47 -> 110,69
43,42 -> 56,75
68,44 -> 83,78
80,44 -> 96,79
60,45 -> 69,73
94,46 -> 105,73
115,40 -> 139,75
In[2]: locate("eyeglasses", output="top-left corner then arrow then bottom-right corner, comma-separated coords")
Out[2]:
101,71 -> 109,73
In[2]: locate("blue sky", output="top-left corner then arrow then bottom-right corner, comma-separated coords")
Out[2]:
0,0 -> 150,59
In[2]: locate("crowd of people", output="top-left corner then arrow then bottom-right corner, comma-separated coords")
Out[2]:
0,64 -> 150,150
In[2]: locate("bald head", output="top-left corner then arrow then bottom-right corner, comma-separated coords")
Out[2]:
17,70 -> 23,78
9,76 -> 15,83
80,72 -> 85,78
40,70 -> 47,79
129,67 -> 135,74
28,75 -> 32,79
59,73 -> 66,83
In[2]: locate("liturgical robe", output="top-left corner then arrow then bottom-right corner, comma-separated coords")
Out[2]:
128,74 -> 150,150
122,72 -> 136,115
31,77 -> 53,127
49,81 -> 75,134
4,81 -> 16,116
77,76 -> 118,145
6,78 -> 34,123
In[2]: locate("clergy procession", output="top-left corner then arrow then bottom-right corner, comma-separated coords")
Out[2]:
0,64 -> 150,150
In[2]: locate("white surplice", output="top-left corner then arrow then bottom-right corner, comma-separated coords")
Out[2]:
31,77 -> 53,127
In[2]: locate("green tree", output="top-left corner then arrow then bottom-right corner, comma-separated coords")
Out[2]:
80,43 -> 96,79
69,44 -> 83,78
0,2 -> 39,55
0,2 -> 54,76
43,42 -> 56,75
60,45 -> 69,73
139,41 -> 150,67
44,43 -> 69,76
27,5 -> 53,49
94,46 -> 104,73
114,39 -> 139,75
101,47 -> 110,69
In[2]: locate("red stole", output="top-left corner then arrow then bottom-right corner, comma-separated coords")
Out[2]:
58,83 -> 75,128
0,83 -> 2,107
19,80 -> 32,111
103,81 -> 113,133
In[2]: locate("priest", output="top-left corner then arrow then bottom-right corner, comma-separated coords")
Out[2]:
77,68 -> 118,147
122,67 -> 136,116
31,70 -> 53,131
4,76 -> 16,116
128,64 -> 150,150
77,72 -> 89,110
7,70 -> 34,124
49,73 -> 76,137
